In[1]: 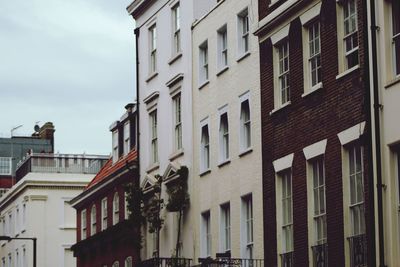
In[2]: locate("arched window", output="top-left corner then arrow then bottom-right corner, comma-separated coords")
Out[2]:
124,257 -> 132,267
113,192 -> 119,225
112,261 -> 119,267
91,205 -> 96,235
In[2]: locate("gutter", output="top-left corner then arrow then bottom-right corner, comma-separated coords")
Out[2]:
368,0 -> 386,265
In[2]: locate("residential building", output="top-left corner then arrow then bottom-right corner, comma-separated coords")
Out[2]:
367,0 -> 400,265
255,0 -> 373,266
0,153 -> 107,267
71,104 -> 138,267
126,0 -> 216,261
0,122 -> 54,190
191,0 -> 264,264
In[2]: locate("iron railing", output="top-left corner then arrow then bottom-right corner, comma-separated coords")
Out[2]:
312,243 -> 328,267
196,258 -> 264,267
16,153 -> 108,181
280,251 -> 293,267
140,257 -> 193,267
348,234 -> 367,267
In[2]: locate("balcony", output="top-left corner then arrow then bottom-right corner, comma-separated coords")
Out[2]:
140,257 -> 193,267
16,153 -> 108,181
311,243 -> 328,267
196,255 -> 264,267
280,252 -> 293,267
348,234 -> 367,267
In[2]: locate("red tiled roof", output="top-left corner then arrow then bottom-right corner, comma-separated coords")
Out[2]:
86,149 -> 138,190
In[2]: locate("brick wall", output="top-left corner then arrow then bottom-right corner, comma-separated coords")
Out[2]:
258,0 -> 371,266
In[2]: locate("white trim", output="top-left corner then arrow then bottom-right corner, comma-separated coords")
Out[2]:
303,139 -> 327,160
218,104 -> 229,115
270,24 -> 290,45
337,121 -> 366,145
273,153 -> 294,173
299,2 -> 322,25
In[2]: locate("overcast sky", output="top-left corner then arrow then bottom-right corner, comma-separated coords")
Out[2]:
0,0 -> 136,155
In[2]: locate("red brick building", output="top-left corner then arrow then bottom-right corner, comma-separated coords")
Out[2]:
255,0 -> 373,266
71,105 -> 139,267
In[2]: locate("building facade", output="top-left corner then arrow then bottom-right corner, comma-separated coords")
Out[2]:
127,0 -> 216,261
0,153 -> 107,267
191,0 -> 264,264
367,0 -> 400,266
256,0 -> 373,266
71,105 -> 138,267
0,122 -> 54,190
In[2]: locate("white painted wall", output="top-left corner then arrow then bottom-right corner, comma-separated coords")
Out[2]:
0,172 -> 93,267
130,0 -> 217,260
192,0 -> 263,261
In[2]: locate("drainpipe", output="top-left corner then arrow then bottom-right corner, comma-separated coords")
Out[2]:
367,0 -> 386,265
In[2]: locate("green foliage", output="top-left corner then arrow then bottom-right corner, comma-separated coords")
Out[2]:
124,182 -> 145,249
166,166 -> 190,212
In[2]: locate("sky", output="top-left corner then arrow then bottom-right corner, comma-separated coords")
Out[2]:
0,0 -> 136,155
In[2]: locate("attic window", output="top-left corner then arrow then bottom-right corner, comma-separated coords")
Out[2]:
112,130 -> 119,163
123,122 -> 130,156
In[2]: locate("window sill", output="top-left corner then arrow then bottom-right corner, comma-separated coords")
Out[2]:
236,51 -> 251,62
269,101 -> 291,115
216,66 -> 229,76
146,162 -> 160,173
385,75 -> 400,89
301,83 -> 323,98
1,242 -> 5,247
335,65 -> 359,80
168,52 -> 182,65
239,148 -> 253,157
199,169 -> 211,177
198,80 -> 210,90
145,72 -> 158,83
169,149 -> 184,161
217,159 -> 231,168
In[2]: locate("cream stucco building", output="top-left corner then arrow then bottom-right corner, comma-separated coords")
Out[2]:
192,0 -> 263,262
0,154 -> 107,267
368,0 -> 400,266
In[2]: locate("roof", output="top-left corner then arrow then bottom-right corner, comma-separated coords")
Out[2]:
85,149 -> 138,190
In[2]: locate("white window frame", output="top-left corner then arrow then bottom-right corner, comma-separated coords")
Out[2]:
237,8 -> 249,56
311,157 -> 327,244
0,157 -> 12,175
112,130 -> 119,163
276,40 -> 290,107
201,211 -> 211,257
217,25 -> 228,70
199,41 -> 209,85
149,24 -> 157,74
172,3 -> 181,55
218,107 -> 229,164
113,192 -> 120,225
173,93 -> 182,151
307,21 -> 322,90
239,92 -> 251,152
81,209 -> 87,240
123,122 -> 130,156
124,257 -> 132,267
200,119 -> 210,173
101,198 -> 108,231
392,0 -> 400,77
91,205 -> 96,236
241,195 -> 253,259
21,203 -> 26,232
220,203 -> 231,253
112,261 -> 119,267
150,110 -> 158,164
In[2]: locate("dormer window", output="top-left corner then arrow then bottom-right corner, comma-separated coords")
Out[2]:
123,122 -> 130,156
112,130 -> 119,163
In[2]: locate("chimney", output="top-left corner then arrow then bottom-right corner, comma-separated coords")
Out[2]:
39,122 -> 55,152
125,103 -> 135,114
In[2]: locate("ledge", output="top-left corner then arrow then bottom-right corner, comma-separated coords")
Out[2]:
236,51 -> 251,62
168,52 -> 182,65
217,159 -> 231,168
145,72 -> 158,83
169,149 -> 184,161
199,169 -> 211,177
301,83 -> 323,98
269,101 -> 291,115
335,65 -> 359,80
239,148 -> 253,157
385,75 -> 400,89
198,80 -> 210,90
216,66 -> 229,76
146,162 -> 160,173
